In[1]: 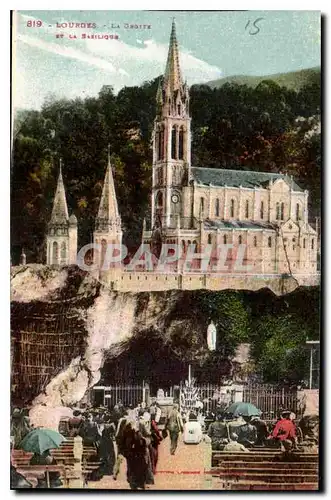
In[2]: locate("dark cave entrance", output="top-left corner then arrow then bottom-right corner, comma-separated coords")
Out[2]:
100,332 -> 188,395
99,332 -> 232,396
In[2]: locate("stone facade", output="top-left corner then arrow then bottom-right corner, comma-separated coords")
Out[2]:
142,20 -> 318,278
45,21 -> 319,292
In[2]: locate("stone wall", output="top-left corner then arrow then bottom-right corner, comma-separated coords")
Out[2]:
102,271 -> 319,296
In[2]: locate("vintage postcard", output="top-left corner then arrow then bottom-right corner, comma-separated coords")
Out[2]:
11,10 -> 321,491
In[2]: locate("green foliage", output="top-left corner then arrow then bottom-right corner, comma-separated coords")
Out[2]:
12,74 -> 320,263
249,314 -> 310,384
247,288 -> 320,384
193,290 -> 249,356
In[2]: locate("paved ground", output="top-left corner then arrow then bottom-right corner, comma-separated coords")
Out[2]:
88,435 -> 214,490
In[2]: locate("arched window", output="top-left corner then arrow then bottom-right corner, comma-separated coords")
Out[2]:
276,202 -> 280,220
178,127 -> 184,160
177,103 -> 181,115
52,241 -> 59,265
260,201 -> 264,219
245,200 -> 249,219
155,129 -> 160,160
215,198 -> 220,217
268,236 -> 272,248
159,126 -> 164,160
281,202 -> 285,221
171,126 -> 177,159
223,234 -> 227,244
200,197 -> 205,217
296,203 -> 300,221
311,238 -> 315,250
208,234 -> 212,244
303,238 -> 306,249
101,239 -> 107,269
182,240 -> 186,254
192,240 -> 197,252
156,191 -> 163,207
155,191 -> 163,212
61,241 -> 66,262
238,235 -> 242,245
168,98 -> 171,115
254,236 -> 257,247
230,199 -> 235,218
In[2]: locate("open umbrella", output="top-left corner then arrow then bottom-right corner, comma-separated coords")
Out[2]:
225,402 -> 261,418
20,428 -> 65,455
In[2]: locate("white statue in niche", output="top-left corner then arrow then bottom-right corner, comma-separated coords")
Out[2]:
207,320 -> 217,351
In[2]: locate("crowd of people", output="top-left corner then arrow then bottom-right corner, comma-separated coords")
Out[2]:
10,399 -> 319,490
64,399 -> 165,490
206,409 -> 319,453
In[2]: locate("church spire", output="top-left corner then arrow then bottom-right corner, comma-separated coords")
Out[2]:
50,158 -> 69,224
97,145 -> 120,224
164,19 -> 182,93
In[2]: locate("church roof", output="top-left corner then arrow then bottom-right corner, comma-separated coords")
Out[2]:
163,19 -> 183,93
97,152 -> 120,222
204,219 -> 276,231
50,161 -> 69,225
191,167 -> 304,192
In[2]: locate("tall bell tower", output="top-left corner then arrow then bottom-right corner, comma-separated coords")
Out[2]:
151,19 -> 191,229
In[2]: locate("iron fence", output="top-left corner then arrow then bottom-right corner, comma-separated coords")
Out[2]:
91,383 -> 150,409
242,384 -> 300,419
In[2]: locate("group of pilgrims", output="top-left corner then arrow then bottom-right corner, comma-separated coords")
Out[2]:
65,399 -> 166,490
11,399 -> 319,490
205,409 -> 319,453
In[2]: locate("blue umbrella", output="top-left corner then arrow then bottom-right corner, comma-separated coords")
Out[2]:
225,402 -> 261,417
20,428 -> 65,455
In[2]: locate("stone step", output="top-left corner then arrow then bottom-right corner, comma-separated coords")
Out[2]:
212,467 -> 318,475
218,472 -> 318,483
228,482 -> 318,491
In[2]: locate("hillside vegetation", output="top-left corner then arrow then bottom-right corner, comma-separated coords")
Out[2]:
206,66 -> 320,91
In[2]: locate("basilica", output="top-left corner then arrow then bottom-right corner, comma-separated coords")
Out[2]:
46,20 -> 318,279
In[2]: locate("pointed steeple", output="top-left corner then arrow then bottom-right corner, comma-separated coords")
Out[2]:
97,145 -> 120,224
50,159 -> 69,224
164,19 -> 182,93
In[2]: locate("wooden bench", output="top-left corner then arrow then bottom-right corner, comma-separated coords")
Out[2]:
212,451 -> 318,466
218,472 -> 318,483
228,483 -> 319,491
15,464 -> 67,488
209,451 -> 319,491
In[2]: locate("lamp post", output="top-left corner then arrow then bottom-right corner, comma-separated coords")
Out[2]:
306,340 -> 319,389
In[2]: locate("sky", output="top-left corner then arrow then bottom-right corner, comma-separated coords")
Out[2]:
12,10 -> 321,110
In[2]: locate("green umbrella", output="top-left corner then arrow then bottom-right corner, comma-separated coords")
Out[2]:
225,402 -> 262,418
20,428 -> 65,455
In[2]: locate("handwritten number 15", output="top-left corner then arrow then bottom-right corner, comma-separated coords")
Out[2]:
245,18 -> 264,35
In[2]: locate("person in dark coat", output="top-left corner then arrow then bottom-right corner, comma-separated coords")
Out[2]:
68,410 -> 83,437
113,410 -> 129,480
89,422 -> 116,480
79,413 -> 101,451
30,451 -> 62,488
250,416 -> 269,445
124,424 -> 149,490
166,404 -> 184,455
150,419 -> 163,474
236,417 -> 257,448
208,414 -> 230,450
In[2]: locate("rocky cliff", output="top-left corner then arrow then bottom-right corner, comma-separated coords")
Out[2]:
11,264 -> 319,428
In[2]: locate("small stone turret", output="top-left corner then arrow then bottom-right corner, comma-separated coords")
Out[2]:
93,145 -> 123,275
46,160 -> 78,266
